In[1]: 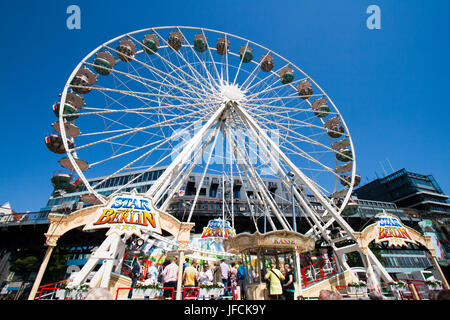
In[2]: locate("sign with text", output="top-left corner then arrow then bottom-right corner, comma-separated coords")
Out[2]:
374,211 -> 416,247
83,191 -> 162,237
201,219 -> 235,241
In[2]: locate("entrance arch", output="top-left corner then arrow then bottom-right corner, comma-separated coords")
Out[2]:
28,193 -> 194,300
352,212 -> 448,292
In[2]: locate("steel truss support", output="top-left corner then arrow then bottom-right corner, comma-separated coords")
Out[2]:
232,102 -> 391,289
68,233 -> 128,289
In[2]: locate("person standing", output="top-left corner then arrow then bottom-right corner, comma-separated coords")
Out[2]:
128,259 -> 142,299
198,264 -> 213,285
145,262 -> 159,285
282,264 -> 295,300
161,257 -> 178,299
237,262 -> 246,300
183,260 -> 199,298
229,263 -> 238,298
264,263 -> 285,300
220,259 -> 231,295
212,262 -> 222,286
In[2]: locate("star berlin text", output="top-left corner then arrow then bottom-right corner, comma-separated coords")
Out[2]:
93,208 -> 157,228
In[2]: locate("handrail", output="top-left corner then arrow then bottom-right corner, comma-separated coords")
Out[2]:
301,256 -> 338,287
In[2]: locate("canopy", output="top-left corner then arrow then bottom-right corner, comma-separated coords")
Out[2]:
223,230 -> 316,255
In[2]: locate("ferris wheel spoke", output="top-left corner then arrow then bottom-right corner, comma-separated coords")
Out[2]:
246,105 -> 349,139
127,32 -> 216,96
247,110 -> 350,169
148,30 -> 213,92
232,41 -> 249,86
70,84 -> 216,106
239,51 -> 271,90
84,60 -> 212,103
200,28 -> 222,85
243,62 -> 288,92
234,106 -> 342,196
79,99 -> 209,117
91,117 -> 207,191
246,77 -> 308,101
243,101 -> 339,117
103,41 -> 214,99
71,106 -> 212,152
175,27 -> 220,89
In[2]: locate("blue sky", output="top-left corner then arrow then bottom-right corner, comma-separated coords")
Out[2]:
0,0 -> 449,212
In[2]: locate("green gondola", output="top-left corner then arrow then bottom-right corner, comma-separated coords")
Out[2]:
239,45 -> 253,63
194,33 -> 208,52
93,58 -> 112,75
335,148 -> 353,162
142,33 -> 160,54
53,102 -> 78,121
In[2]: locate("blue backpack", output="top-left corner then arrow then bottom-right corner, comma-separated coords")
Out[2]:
237,265 -> 245,280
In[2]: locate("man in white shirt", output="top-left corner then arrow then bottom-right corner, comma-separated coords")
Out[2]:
161,257 -> 178,299
198,264 -> 213,285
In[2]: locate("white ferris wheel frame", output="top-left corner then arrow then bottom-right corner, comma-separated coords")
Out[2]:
55,26 -> 396,290
58,26 -> 357,228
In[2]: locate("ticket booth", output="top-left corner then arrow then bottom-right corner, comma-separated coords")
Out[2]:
223,230 -> 315,300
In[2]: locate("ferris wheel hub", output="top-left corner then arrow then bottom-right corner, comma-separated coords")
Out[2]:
219,83 -> 246,104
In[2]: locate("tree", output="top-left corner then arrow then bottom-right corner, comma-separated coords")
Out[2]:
10,256 -> 39,282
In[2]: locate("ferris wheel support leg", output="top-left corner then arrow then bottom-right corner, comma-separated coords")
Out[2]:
366,248 -> 394,284
146,103 -> 227,204
69,233 -> 123,289
235,103 -> 359,241
233,145 -> 279,231
159,124 -> 222,212
360,249 -> 381,292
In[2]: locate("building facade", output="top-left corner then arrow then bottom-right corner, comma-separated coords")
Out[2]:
39,167 -> 450,279
354,168 -> 450,218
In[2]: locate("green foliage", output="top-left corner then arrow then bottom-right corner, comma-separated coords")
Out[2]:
10,256 -> 39,281
135,282 -> 161,290
345,252 -> 363,267
347,281 -> 367,288
44,247 -> 72,283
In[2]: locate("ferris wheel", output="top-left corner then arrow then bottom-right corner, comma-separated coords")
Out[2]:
46,26 -> 362,240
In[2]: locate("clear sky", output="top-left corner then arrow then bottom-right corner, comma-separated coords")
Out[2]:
0,0 -> 449,212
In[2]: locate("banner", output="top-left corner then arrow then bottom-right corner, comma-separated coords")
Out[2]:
201,219 -> 235,240
83,191 -> 162,237
374,211 -> 416,247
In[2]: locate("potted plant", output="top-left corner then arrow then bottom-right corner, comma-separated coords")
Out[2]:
425,280 -> 442,291
133,283 -> 146,298
199,283 -> 224,298
347,281 -> 367,294
144,283 -> 161,298
388,280 -> 407,292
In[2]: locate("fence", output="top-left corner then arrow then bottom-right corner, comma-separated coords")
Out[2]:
301,256 -> 338,287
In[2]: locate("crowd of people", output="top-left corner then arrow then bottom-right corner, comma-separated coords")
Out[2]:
126,256 -> 450,301
128,257 -> 308,300
127,257 -> 248,300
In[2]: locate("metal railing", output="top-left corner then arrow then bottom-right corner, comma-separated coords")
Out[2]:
301,256 -> 338,287
0,211 -> 51,226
